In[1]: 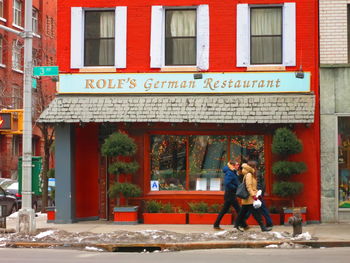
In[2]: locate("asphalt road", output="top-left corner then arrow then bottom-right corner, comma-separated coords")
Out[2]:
0,247 -> 349,263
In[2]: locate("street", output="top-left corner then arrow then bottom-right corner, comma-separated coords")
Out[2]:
0,247 -> 349,263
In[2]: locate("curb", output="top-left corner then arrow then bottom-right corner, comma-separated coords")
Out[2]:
4,240 -> 350,251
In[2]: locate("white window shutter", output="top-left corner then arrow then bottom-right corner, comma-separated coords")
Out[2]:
283,3 -> 296,66
236,4 -> 249,67
70,7 -> 83,68
150,6 -> 163,68
197,5 -> 209,71
115,6 -> 127,68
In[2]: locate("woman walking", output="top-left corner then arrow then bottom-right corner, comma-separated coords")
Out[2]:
234,162 -> 272,232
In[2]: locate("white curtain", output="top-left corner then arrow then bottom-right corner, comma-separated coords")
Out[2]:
167,10 -> 196,65
251,8 -> 282,64
99,12 -> 115,65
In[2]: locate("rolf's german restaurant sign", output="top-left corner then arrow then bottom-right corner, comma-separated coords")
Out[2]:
58,72 -> 310,94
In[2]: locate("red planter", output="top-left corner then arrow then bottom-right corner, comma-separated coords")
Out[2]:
246,213 -> 282,225
283,207 -> 307,225
143,213 -> 187,224
188,213 -> 232,225
113,206 -> 138,224
46,207 -> 55,223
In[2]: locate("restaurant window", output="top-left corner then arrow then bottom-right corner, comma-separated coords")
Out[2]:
338,117 -> 350,208
150,134 -> 265,191
165,9 -> 196,66
84,10 -> 115,66
250,7 -> 282,65
13,0 -> 22,27
70,7 -> 127,69
237,3 -> 295,67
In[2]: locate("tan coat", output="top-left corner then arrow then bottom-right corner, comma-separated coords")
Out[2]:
241,163 -> 258,205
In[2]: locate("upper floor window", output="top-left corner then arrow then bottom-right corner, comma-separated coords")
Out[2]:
46,15 -> 54,38
165,9 -> 196,66
84,11 -> 115,66
0,0 -> 4,18
250,7 -> 282,65
32,8 -> 38,34
13,0 -> 22,27
0,36 -> 3,65
12,84 -> 21,108
12,40 -> 22,71
70,7 -> 127,69
150,5 -> 209,70
237,3 -> 296,67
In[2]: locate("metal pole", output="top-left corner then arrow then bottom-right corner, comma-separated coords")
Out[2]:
17,0 -> 35,233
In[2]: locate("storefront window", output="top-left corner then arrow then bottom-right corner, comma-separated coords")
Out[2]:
150,135 -> 187,190
189,136 -> 227,191
150,134 -> 265,192
338,117 -> 350,208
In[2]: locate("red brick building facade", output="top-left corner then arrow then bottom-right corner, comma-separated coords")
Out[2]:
42,0 -> 320,223
0,0 -> 56,178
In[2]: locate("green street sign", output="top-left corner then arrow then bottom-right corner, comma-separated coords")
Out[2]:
32,78 -> 37,89
33,66 -> 59,76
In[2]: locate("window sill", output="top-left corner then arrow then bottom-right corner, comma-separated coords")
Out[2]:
0,17 -> 6,23
33,33 -> 41,38
246,65 -> 286,71
12,24 -> 24,31
12,68 -> 24,74
79,67 -> 117,73
0,63 -> 6,68
161,66 -> 199,72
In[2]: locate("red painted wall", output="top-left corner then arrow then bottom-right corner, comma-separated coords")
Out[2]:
57,0 -> 320,221
75,124 -> 99,219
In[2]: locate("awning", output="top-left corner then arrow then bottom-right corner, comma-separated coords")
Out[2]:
38,94 -> 315,124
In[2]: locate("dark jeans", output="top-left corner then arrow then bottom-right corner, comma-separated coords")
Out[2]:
244,199 -> 273,226
235,204 -> 265,230
214,196 -> 242,227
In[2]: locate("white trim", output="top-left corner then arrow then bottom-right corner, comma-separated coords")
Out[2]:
115,6 -> 127,68
236,4 -> 249,67
283,3 -> 296,66
150,6 -> 163,68
0,17 -> 7,23
12,68 -> 23,74
0,63 -> 6,68
70,7 -> 83,68
33,33 -> 41,38
197,5 -> 209,71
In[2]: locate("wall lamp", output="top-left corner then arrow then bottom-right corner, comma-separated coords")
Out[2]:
193,73 -> 203,79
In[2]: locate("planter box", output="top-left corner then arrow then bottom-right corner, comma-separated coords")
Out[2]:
283,207 -> 307,225
46,206 -> 55,223
113,206 -> 138,225
143,213 -> 187,224
188,213 -> 232,225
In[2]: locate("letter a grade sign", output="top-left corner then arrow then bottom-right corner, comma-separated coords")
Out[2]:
150,180 -> 159,191
0,113 -> 11,130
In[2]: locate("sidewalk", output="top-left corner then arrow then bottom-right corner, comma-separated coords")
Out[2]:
2,213 -> 350,251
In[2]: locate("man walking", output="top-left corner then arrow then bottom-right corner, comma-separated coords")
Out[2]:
213,160 -> 244,230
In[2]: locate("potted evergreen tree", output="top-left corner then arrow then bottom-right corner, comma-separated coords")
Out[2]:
101,132 -> 141,224
271,127 -> 307,224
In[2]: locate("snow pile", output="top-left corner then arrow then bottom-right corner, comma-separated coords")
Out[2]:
35,230 -> 56,239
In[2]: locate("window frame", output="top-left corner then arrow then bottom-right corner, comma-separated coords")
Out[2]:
164,8 -> 197,67
32,8 -> 39,34
0,36 -> 3,66
11,85 -> 21,108
236,3 -> 296,68
13,0 -> 22,27
83,9 -> 116,67
11,40 -> 22,71
0,0 -> 4,19
145,131 -> 271,195
249,6 -> 283,65
70,6 -> 127,69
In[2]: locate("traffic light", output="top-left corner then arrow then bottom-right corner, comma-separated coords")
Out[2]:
0,112 -> 12,130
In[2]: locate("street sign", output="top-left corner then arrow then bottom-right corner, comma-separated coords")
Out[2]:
33,66 -> 59,76
32,78 -> 37,89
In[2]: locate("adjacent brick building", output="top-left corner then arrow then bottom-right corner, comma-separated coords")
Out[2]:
0,0 -> 56,178
40,0 -> 320,223
320,0 -> 350,222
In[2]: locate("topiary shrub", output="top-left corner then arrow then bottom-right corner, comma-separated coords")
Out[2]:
272,127 -> 307,206
102,131 -> 141,207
